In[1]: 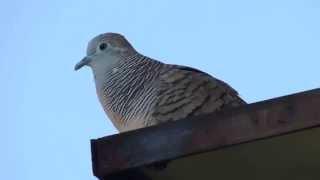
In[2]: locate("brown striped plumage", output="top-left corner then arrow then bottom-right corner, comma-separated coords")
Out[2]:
75,33 -> 246,132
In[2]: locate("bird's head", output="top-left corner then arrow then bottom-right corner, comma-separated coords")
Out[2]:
75,33 -> 136,71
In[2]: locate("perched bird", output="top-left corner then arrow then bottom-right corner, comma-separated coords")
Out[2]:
75,33 -> 246,132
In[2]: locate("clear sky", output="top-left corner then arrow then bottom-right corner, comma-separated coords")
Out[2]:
1,0 -> 319,179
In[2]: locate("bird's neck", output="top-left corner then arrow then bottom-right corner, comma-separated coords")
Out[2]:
93,53 -> 163,116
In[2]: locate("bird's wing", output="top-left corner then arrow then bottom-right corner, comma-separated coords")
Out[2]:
150,65 -> 246,124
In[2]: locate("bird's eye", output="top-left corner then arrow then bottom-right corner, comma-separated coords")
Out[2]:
99,43 -> 108,50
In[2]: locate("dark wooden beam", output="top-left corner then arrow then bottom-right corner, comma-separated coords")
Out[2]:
91,88 -> 320,179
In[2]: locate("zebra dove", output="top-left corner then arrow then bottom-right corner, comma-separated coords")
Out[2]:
75,33 -> 246,132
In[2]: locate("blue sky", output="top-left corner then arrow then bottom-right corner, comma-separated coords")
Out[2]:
1,0 -> 319,179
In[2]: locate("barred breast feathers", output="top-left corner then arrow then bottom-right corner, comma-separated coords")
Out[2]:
99,54 -> 164,131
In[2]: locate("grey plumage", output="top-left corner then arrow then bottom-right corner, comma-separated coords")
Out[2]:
75,33 -> 246,132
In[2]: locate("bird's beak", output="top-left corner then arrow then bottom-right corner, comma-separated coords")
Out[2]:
74,56 -> 92,71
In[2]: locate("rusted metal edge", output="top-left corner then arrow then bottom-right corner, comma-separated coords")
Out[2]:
91,88 -> 320,178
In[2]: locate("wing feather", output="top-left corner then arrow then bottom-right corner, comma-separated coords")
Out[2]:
151,65 -> 246,124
